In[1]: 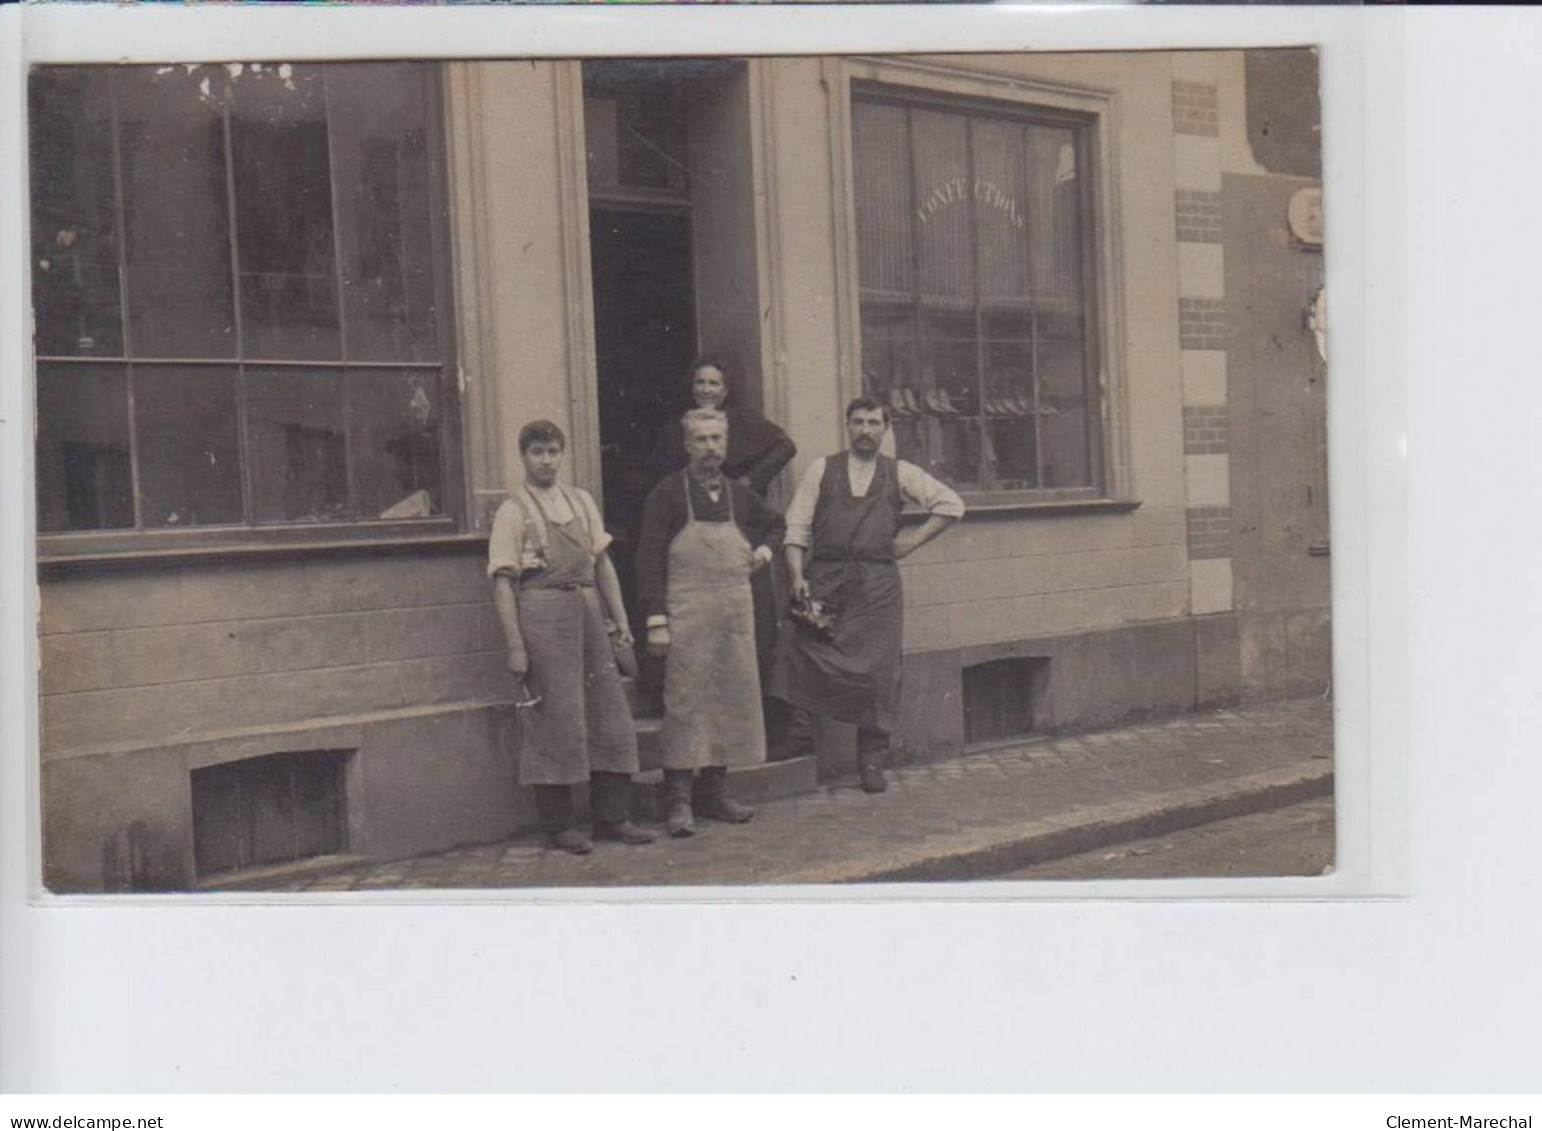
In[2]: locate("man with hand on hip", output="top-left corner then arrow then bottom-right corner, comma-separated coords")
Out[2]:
777,395 -> 964,793
637,408 -> 787,838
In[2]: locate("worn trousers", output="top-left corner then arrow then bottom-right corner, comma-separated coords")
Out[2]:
772,701 -> 889,764
662,764 -> 732,805
532,771 -> 634,832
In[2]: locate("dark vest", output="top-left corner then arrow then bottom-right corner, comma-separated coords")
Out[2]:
810,452 -> 903,564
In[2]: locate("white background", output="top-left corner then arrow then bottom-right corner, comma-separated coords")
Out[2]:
1,4 -> 1539,1093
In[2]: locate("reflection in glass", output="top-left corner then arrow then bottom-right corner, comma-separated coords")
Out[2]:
134,366 -> 244,527
349,369 -> 443,520
971,117 -> 1030,313
28,70 -> 123,358
230,65 -> 341,360
1037,339 -> 1090,488
115,66 -> 237,359
35,364 -> 134,532
912,109 -> 972,309
31,62 -> 455,537
582,77 -> 688,196
328,64 -> 440,363
853,101 -> 913,303
1028,126 -> 1083,321
246,368 -> 348,523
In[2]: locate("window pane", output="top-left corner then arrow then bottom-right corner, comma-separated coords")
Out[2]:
29,69 -> 124,358
582,79 -> 688,196
246,367 -> 348,524
35,363 -> 134,532
328,63 -> 441,363
911,109 -> 973,309
971,117 -> 1031,312
134,366 -> 244,527
230,65 -> 341,360
1028,125 -> 1084,319
115,67 -> 236,359
853,94 -> 1099,495
852,101 -> 914,302
245,754 -> 299,868
349,369 -> 444,520
1037,340 -> 1092,487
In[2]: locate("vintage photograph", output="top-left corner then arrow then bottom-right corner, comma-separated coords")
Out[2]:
27,48 -> 1333,894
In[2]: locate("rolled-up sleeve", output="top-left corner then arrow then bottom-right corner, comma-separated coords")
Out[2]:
574,488 -> 615,556
897,460 -> 966,519
487,500 -> 523,579
782,457 -> 826,549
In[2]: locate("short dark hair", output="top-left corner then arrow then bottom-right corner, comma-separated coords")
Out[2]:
518,420 -> 566,454
690,355 -> 729,380
845,394 -> 890,424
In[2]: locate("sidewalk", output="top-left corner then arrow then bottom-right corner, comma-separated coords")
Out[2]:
249,697 -> 1334,892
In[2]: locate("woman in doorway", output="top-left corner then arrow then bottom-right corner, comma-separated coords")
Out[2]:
652,356 -> 797,496
650,357 -> 799,757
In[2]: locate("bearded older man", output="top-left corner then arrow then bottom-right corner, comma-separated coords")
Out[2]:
636,408 -> 787,837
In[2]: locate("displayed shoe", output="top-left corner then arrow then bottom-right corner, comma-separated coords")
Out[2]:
695,794 -> 756,823
888,388 -> 912,420
665,799 -> 696,838
593,820 -> 657,845
924,390 -> 957,417
902,388 -> 924,417
549,828 -> 594,855
936,389 -> 965,416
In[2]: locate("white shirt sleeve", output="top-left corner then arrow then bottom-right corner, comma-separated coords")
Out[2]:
573,487 -> 615,556
782,457 -> 828,549
486,500 -> 524,580
896,460 -> 967,519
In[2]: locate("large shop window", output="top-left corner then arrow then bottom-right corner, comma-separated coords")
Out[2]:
28,63 -> 455,542
852,89 -> 1103,496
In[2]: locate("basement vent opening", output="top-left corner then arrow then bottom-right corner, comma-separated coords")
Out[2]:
963,657 -> 1049,748
191,749 -> 350,878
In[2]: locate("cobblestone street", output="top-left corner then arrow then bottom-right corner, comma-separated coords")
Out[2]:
244,697 -> 1334,892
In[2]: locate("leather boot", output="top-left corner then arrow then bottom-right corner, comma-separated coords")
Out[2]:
856,729 -> 890,794
534,784 -> 595,850
590,771 -> 655,845
694,765 -> 755,823
549,828 -> 594,855
663,769 -> 696,838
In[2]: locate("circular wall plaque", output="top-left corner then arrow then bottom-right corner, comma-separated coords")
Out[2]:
1288,187 -> 1324,246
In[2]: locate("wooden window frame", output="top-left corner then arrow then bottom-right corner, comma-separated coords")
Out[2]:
30,62 -> 464,563
825,57 -> 1134,511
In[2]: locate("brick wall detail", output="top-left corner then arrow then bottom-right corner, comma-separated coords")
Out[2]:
1176,188 -> 1224,244
1172,80 -> 1220,138
1186,506 -> 1232,560
1183,405 -> 1230,455
1179,297 -> 1228,350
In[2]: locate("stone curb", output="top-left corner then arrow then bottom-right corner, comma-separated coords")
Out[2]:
775,759 -> 1335,885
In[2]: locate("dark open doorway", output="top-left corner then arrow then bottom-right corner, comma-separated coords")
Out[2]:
589,206 -> 697,649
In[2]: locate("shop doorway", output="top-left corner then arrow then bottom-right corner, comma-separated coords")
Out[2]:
589,205 -> 698,650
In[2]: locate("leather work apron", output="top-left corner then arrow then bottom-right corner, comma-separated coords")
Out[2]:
775,453 -> 904,733
514,491 -> 638,785
658,474 -> 768,770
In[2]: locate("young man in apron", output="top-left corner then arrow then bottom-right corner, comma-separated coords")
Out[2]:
776,396 -> 965,793
637,408 -> 787,838
489,420 -> 655,855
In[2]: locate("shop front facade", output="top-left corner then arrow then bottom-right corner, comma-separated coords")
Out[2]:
30,50 -> 1329,892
